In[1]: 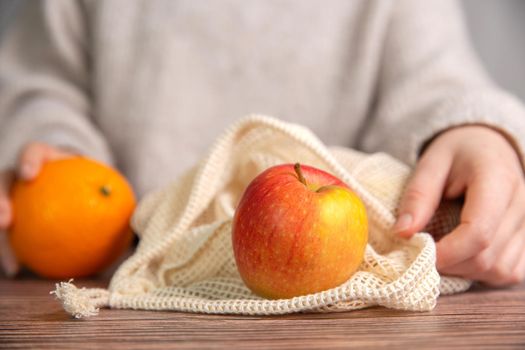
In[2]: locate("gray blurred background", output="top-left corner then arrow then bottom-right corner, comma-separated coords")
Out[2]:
0,0 -> 524,102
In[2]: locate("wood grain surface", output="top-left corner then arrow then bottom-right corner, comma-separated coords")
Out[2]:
0,277 -> 524,349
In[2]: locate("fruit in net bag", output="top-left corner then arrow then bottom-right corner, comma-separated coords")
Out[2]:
232,163 -> 368,299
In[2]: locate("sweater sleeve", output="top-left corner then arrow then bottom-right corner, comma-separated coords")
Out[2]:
0,1 -> 113,170
360,0 -> 525,167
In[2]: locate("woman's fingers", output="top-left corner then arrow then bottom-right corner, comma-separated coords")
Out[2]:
396,126 -> 525,285
0,170 -> 18,277
480,227 -> 525,286
0,171 -> 14,229
439,188 -> 525,281
0,231 -> 18,277
1,143 -> 75,227
1,142 -> 75,277
18,142 -> 49,179
508,248 -> 525,285
393,147 -> 453,237
436,169 -> 515,270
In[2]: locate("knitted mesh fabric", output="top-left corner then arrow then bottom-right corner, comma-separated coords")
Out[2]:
53,115 -> 470,318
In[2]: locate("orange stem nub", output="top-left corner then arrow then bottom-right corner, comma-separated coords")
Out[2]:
100,185 -> 111,197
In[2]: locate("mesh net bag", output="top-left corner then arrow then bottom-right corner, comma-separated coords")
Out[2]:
53,115 -> 471,318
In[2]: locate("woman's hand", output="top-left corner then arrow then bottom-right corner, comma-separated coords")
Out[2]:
393,125 -> 525,286
0,142 -> 76,277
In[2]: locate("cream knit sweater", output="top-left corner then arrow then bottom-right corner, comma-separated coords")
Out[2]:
0,0 -> 524,198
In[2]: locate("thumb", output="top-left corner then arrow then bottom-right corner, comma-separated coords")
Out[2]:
18,142 -> 75,180
393,150 -> 452,237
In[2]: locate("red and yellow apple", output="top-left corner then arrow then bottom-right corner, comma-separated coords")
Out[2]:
232,163 -> 368,299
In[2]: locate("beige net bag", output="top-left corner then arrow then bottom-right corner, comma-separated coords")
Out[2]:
53,115 -> 471,318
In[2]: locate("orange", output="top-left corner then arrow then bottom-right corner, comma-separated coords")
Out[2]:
9,157 -> 136,279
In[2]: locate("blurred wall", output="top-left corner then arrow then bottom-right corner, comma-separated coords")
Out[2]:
0,0 -> 524,102
461,0 -> 525,102
0,0 -> 16,40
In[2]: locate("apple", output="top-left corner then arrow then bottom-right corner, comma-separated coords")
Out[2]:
232,163 -> 368,299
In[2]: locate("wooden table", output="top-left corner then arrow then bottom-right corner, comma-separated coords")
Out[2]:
0,277 -> 524,349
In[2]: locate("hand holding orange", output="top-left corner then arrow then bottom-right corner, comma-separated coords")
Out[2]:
8,157 -> 136,279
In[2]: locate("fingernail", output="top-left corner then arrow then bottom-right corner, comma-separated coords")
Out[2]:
393,213 -> 412,235
21,163 -> 35,179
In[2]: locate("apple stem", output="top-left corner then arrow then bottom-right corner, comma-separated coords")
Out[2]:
294,163 -> 307,186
